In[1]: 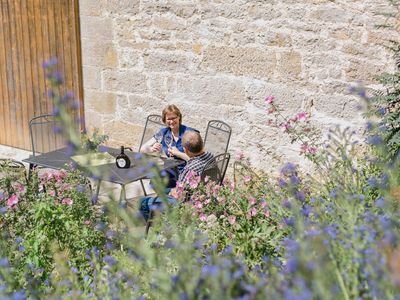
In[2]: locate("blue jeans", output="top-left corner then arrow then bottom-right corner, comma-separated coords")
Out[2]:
139,194 -> 177,221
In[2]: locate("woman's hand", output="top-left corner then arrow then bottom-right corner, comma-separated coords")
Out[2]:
168,147 -> 190,161
151,142 -> 162,152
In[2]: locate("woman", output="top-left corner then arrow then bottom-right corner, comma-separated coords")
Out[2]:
141,104 -> 198,187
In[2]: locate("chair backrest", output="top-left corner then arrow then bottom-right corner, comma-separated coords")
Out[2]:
138,115 -> 165,152
201,153 -> 230,185
204,120 -> 232,156
29,114 -> 63,156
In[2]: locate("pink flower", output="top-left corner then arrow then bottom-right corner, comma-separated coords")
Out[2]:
62,198 -> 73,205
84,220 -> 91,225
244,176 -> 252,184
248,207 -> 257,217
188,175 -> 201,189
229,183 -> 235,192
265,96 -> 275,104
228,215 -> 236,225
204,176 -> 209,183
14,183 -> 25,193
49,190 -> 56,197
281,122 -> 292,132
199,214 -> 207,222
235,151 -> 245,161
6,194 -> 19,207
308,146 -> 317,154
295,112 -> 308,121
264,210 -> 270,218
261,201 -> 267,208
248,197 -> 256,205
300,143 -> 317,155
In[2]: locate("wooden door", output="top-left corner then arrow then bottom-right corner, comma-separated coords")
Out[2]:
0,0 -> 84,151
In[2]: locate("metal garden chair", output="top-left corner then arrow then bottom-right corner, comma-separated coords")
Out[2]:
29,114 -> 63,157
200,152 -> 230,185
138,114 -> 165,196
204,120 -> 232,156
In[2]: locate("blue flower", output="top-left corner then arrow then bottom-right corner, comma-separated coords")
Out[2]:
284,217 -> 295,227
281,162 -> 297,176
295,191 -> 305,202
103,255 -> 117,266
324,224 -> 338,239
375,197 -> 385,208
11,290 -> 26,300
42,57 -> 58,68
201,265 -> 220,277
285,258 -> 298,273
366,135 -> 383,145
0,258 -> 9,267
278,178 -> 287,188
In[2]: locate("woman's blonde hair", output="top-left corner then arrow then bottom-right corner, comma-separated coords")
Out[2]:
162,104 -> 182,125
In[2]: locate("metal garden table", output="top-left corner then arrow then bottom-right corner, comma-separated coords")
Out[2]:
22,146 -> 184,204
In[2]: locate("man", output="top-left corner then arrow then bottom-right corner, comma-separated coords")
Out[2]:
139,130 -> 215,221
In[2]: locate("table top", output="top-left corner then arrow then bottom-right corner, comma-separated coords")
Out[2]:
22,147 -> 184,185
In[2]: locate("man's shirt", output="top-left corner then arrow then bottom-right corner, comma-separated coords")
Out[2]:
178,152 -> 215,183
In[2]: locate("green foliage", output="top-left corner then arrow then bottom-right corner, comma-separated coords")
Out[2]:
81,128 -> 109,152
0,165 -> 106,290
365,1 -> 400,159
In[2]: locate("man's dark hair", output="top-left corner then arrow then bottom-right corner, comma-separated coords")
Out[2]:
182,131 -> 203,154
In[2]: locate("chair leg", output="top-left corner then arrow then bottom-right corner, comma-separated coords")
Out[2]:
140,179 -> 147,196
93,179 -> 102,204
119,185 -> 126,206
145,210 -> 154,236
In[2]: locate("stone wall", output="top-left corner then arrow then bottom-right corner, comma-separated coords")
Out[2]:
79,0 -> 398,170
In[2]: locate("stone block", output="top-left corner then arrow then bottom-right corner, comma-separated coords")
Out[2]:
309,8 -> 353,24
102,70 -> 147,93
277,51 -> 302,79
85,90 -> 117,114
81,39 -> 118,68
102,0 -> 140,16
201,46 -> 276,79
103,120 -> 144,148
174,76 -> 246,106
312,94 -> 362,120
345,60 -> 385,83
152,16 -> 186,31
139,29 -> 171,41
117,48 -> 141,68
82,66 -> 101,89
143,51 -> 192,72
80,16 -> 113,40
79,0 -> 103,16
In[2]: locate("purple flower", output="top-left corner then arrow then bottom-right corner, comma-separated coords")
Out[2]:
366,135 -> 383,145
0,258 -> 9,267
284,217 -> 295,227
324,224 -> 338,239
285,258 -> 298,273
42,57 -> 58,68
201,265 -> 220,277
375,197 -> 384,208
278,178 -> 287,188
290,175 -> 300,185
103,255 -> 117,266
281,162 -> 297,176
295,191 -> 305,202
